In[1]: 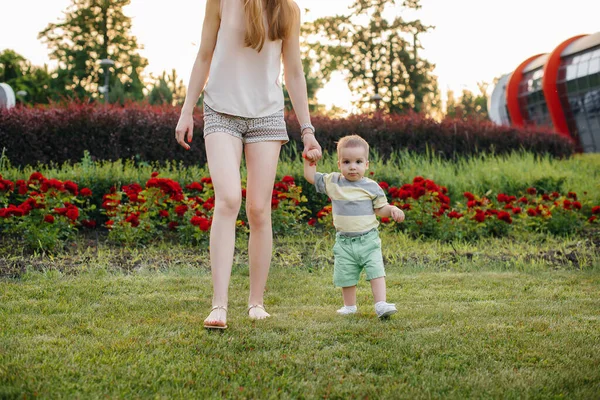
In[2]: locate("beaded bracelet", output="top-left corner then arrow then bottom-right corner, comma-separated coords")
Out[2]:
300,123 -> 315,140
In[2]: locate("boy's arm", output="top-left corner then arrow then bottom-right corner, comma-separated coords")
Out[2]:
375,204 -> 405,222
303,158 -> 317,185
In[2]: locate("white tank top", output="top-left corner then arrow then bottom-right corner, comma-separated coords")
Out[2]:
203,0 -> 285,118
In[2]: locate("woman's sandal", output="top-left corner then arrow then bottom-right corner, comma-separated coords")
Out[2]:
248,304 -> 271,320
204,305 -> 228,330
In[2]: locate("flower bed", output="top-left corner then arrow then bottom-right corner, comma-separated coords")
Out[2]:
1,172 -> 598,251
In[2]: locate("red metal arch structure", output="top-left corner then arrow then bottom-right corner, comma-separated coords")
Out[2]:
542,34 -> 588,138
505,54 -> 545,127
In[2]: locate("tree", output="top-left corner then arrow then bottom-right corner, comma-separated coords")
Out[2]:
147,69 -> 187,106
304,0 -> 439,114
0,49 -> 57,105
445,82 -> 489,121
283,56 -> 324,113
38,0 -> 147,102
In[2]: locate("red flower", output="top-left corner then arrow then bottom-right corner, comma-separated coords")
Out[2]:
44,215 -> 55,223
202,202 -> 214,211
542,194 -> 551,201
271,198 -> 279,208
380,217 -> 390,224
175,204 -> 188,217
159,210 -> 169,218
567,192 -> 577,200
591,206 -> 600,215
512,207 -> 522,214
497,211 -> 512,224
241,189 -> 247,198
66,207 -> 79,221
397,190 -> 411,200
0,205 -> 25,217
28,172 -> 45,183
16,180 -> 27,195
308,218 -> 317,226
168,221 -> 179,230
199,218 -> 211,231
527,208 -> 538,217
447,211 -> 463,219
151,171 -> 159,178
125,213 -> 140,227
527,187 -> 537,195
369,171 -> 374,176
274,182 -> 288,192
411,186 -> 426,200
80,188 -> 92,197
0,179 -> 14,192
463,192 -> 475,201
474,212 -> 486,223
186,182 -> 203,191
281,175 -> 295,185
378,182 -> 389,191
518,196 -> 528,204
190,216 -> 204,226
200,177 -> 212,184
572,201 -> 582,210
64,180 -> 78,195
589,216 -> 597,223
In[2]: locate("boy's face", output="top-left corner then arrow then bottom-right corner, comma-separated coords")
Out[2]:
337,146 -> 369,181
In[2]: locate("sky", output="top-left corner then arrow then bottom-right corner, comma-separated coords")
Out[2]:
2,0 -> 600,112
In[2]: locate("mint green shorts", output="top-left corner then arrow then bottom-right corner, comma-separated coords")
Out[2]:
333,229 -> 386,287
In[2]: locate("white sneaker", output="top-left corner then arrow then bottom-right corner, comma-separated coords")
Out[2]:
375,301 -> 397,318
336,305 -> 357,315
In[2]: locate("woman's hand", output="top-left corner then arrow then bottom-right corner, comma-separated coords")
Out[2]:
175,112 -> 194,150
302,133 -> 322,163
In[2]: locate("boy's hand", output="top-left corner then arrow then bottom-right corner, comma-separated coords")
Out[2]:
303,149 -> 320,166
390,206 -> 405,223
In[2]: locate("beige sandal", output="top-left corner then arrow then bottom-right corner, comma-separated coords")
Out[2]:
248,304 -> 271,320
204,305 -> 228,330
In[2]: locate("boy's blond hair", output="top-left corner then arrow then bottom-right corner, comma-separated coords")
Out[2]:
336,135 -> 369,158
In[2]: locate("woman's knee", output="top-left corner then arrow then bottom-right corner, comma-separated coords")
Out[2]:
246,201 -> 271,224
215,193 -> 242,216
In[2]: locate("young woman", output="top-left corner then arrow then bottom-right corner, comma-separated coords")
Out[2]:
175,0 -> 322,329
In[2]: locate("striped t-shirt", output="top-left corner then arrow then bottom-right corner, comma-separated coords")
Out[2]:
314,172 -> 389,235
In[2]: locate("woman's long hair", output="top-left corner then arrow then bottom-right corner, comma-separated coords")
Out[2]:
244,0 -> 297,52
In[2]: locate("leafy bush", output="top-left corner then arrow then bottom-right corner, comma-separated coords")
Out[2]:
0,172 -> 96,252
0,103 -> 575,168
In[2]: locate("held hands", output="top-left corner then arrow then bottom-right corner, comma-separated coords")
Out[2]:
302,133 -> 322,165
303,149 -> 321,166
175,112 -> 194,150
390,206 -> 405,223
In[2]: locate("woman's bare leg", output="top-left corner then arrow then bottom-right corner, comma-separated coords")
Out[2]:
244,141 -> 282,319
203,133 -> 243,326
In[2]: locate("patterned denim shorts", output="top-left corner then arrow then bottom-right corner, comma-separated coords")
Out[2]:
203,104 -> 289,144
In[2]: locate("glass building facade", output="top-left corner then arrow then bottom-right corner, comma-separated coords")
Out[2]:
517,55 -> 552,128
490,32 -> 600,153
557,42 -> 600,152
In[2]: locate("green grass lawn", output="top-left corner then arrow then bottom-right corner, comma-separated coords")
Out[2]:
1,234 -> 600,399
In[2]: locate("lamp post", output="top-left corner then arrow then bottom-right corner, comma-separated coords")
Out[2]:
99,58 -> 115,104
16,90 -> 27,104
370,93 -> 382,112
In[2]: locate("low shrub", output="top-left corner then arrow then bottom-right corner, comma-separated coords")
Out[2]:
0,103 -> 575,168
